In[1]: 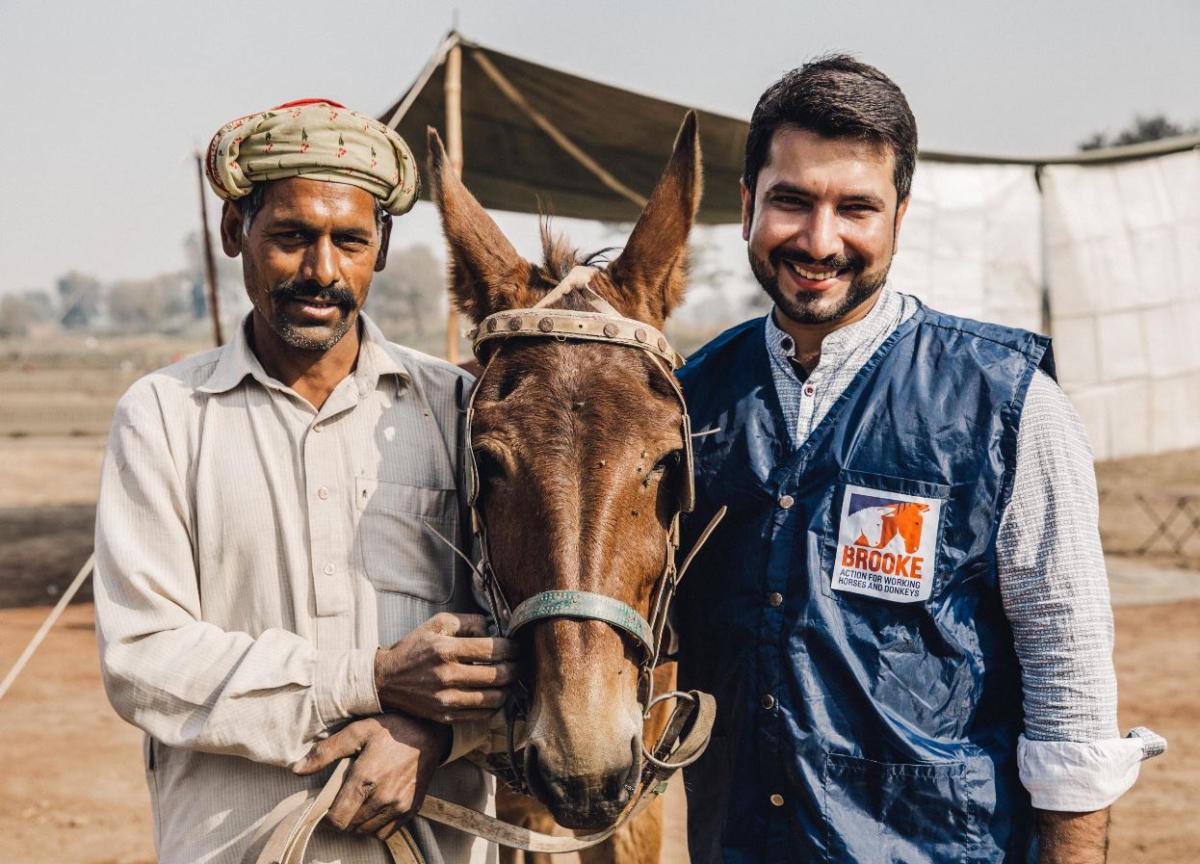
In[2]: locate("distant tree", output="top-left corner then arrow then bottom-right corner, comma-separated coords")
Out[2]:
108,273 -> 192,334
367,243 -> 445,340
1079,113 -> 1198,151
183,230 -> 243,322
55,270 -> 102,330
18,290 -> 55,323
0,293 -> 37,338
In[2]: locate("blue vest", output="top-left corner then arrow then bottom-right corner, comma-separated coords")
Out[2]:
675,304 -> 1054,863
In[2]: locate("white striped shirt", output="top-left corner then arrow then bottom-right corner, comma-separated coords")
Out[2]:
93,314 -> 494,864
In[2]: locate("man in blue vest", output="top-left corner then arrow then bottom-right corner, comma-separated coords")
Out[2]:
675,56 -> 1164,863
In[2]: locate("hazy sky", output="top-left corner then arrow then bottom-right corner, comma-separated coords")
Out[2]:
1,0 -> 1197,294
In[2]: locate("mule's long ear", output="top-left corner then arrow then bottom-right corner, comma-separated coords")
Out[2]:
427,127 -> 535,322
609,111 -> 703,326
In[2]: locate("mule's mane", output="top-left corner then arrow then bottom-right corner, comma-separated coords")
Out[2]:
537,219 -> 619,282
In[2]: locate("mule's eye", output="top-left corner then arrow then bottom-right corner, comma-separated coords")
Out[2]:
649,449 -> 682,479
473,446 -> 506,481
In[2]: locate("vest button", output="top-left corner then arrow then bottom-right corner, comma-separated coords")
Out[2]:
768,592 -> 783,607
769,793 -> 785,807
760,693 -> 775,710
778,494 -> 794,509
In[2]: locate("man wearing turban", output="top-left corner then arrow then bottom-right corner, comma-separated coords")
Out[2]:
93,100 -> 513,864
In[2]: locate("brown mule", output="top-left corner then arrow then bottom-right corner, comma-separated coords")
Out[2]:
429,112 -> 703,861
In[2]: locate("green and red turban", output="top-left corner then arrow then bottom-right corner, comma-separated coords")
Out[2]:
205,98 -> 418,215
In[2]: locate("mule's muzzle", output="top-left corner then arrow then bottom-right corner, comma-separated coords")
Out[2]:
524,736 -> 642,830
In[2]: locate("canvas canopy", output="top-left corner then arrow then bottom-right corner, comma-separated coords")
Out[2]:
382,32 -> 748,223
383,32 -> 1200,460
383,31 -> 1199,225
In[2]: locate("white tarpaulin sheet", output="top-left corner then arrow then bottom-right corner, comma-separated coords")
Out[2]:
1042,149 -> 1200,460
889,161 -> 1044,334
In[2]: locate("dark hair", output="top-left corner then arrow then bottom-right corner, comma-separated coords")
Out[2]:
236,181 -> 388,234
743,54 -> 918,202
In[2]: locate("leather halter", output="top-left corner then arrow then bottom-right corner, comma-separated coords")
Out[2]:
463,266 -> 699,676
459,265 -> 724,796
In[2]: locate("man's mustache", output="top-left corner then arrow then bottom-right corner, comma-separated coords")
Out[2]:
269,280 -> 356,309
772,249 -> 866,274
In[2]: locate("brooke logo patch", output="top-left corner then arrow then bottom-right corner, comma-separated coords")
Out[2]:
832,484 -> 942,603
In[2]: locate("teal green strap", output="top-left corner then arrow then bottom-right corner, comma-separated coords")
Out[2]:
507,590 -> 654,656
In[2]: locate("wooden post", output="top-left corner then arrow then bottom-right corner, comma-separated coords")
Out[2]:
444,42 -> 464,363
195,153 -> 224,347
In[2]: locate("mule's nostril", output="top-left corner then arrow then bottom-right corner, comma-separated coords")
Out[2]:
525,743 -> 559,804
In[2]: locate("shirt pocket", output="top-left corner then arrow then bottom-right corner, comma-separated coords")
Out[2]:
823,753 -> 978,864
356,477 -> 458,604
820,469 -> 956,606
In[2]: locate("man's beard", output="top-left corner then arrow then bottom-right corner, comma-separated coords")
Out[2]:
749,247 -> 889,325
266,279 -> 358,351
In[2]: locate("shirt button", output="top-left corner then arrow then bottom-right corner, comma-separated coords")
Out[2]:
317,486 -> 330,500
769,793 -> 785,807
778,494 -> 794,510
803,384 -> 815,397
323,563 -> 335,576
761,693 -> 775,710
768,592 -> 783,607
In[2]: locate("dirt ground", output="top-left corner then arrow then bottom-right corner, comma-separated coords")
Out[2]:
1,598 -> 1194,863
1,344 -> 1198,862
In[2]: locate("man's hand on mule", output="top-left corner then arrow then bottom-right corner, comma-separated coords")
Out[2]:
374,612 -> 518,723
292,713 -> 449,838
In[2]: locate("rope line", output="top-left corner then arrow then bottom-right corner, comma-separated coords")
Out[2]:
0,553 -> 95,703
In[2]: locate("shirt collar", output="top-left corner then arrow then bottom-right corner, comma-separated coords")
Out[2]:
198,312 -> 410,396
764,284 -> 903,367
354,313 -> 411,396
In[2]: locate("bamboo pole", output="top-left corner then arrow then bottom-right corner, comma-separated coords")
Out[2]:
195,153 -> 224,347
444,43 -> 464,364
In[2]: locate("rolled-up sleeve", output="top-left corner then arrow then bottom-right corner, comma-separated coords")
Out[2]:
94,384 -> 380,769
997,370 -> 1165,812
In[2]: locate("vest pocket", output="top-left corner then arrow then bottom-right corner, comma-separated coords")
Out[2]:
356,477 -> 458,604
823,753 -> 977,864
